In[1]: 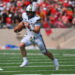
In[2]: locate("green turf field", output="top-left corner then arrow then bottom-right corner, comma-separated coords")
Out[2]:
0,49 -> 75,75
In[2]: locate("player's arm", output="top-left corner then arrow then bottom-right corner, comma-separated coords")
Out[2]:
32,26 -> 40,33
32,19 -> 41,33
14,21 -> 24,33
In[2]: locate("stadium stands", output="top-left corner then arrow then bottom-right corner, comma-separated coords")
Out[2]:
0,0 -> 75,28
0,29 -> 75,49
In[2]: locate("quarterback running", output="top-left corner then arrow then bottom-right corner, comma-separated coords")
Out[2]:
14,4 -> 59,70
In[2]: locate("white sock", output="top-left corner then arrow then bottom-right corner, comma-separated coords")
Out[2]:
23,57 -> 27,61
53,58 -> 57,63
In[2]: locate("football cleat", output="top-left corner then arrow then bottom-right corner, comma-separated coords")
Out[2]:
20,60 -> 29,68
0,68 -> 3,71
53,58 -> 59,70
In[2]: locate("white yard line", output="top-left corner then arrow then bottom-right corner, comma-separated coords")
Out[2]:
0,53 -> 20,55
50,74 -> 75,75
1,71 -> 22,72
1,69 -> 75,73
0,52 -> 75,57
14,74 -> 43,75
0,53 -> 60,56
2,65 -> 75,68
22,65 -> 75,67
63,54 -> 75,56
0,62 -> 20,64
0,61 -> 75,65
14,74 -> 75,75
0,58 -> 75,62
0,59 -> 50,61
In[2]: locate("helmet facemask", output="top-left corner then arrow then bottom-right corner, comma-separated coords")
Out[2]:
26,11 -> 36,19
26,4 -> 36,19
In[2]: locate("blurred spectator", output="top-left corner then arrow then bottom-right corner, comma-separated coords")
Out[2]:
24,0 -> 31,7
2,0 -> 10,2
72,17 -> 75,27
54,20 -> 65,28
61,12 -> 69,24
6,14 -> 13,29
14,12 -> 22,24
1,8 -> 8,24
0,0 -> 75,28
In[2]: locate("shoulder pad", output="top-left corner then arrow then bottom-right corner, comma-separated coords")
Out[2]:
34,15 -> 41,21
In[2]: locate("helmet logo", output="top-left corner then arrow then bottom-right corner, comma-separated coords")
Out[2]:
29,5 -> 32,11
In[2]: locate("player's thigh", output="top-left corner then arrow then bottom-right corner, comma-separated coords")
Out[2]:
21,35 -> 32,47
35,36 -> 47,53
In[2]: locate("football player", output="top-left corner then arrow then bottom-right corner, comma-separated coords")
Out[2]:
14,4 -> 59,70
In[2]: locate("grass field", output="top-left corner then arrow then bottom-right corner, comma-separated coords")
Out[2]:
0,49 -> 75,75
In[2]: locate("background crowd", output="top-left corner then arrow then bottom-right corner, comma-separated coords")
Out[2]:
0,0 -> 75,29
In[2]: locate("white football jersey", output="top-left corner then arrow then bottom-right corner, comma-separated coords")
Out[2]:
21,12 -> 47,54
22,12 -> 42,37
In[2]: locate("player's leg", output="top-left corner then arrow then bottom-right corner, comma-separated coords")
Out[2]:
35,37 -> 54,60
43,51 -> 59,70
19,42 -> 29,67
35,35 -> 59,70
19,42 -> 26,57
19,36 -> 32,67
43,50 -> 54,60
